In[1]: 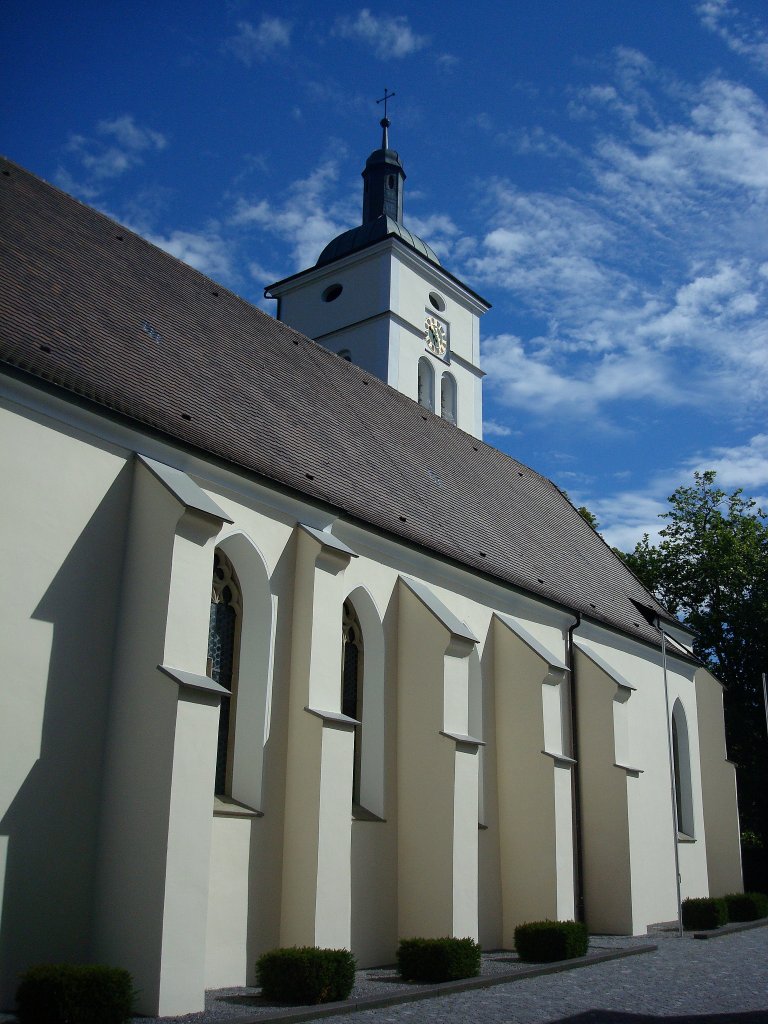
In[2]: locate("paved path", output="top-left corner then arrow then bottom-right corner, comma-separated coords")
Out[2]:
3,928 -> 765,1023
300,929 -> 768,1024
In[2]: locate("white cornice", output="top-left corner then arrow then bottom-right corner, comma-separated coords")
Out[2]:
266,236 -> 490,315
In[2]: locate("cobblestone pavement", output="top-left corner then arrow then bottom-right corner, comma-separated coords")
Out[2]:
2,927 -> 765,1023
291,928 -> 768,1024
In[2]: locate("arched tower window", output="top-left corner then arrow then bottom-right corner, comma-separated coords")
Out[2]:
418,357 -> 434,412
441,371 -> 457,424
342,600 -> 364,802
208,549 -> 242,795
672,700 -> 695,838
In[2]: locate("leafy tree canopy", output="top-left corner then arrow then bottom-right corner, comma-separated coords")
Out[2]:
576,505 -> 600,531
622,470 -> 768,841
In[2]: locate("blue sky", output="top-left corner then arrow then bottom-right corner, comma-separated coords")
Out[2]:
4,0 -> 768,549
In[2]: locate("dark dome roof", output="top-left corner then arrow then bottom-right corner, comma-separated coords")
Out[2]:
316,215 -> 441,268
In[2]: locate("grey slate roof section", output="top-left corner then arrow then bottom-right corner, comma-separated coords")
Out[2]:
494,612 -> 569,671
158,664 -> 230,697
573,639 -> 637,692
401,577 -> 479,644
0,158 -> 674,650
138,454 -> 233,523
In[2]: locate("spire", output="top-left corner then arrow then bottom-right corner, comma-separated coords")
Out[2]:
362,91 -> 406,225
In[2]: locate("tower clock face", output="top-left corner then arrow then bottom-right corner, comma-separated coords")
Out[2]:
424,316 -> 447,358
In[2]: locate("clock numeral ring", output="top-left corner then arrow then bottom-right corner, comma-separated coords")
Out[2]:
425,316 -> 447,356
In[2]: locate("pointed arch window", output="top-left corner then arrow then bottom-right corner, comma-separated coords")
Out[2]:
418,357 -> 434,412
342,600 -> 364,803
441,371 -> 457,424
208,550 -> 242,795
672,700 -> 695,838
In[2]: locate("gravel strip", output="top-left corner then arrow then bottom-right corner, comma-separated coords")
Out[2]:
2,927 -> 764,1024
127,936 -> 652,1023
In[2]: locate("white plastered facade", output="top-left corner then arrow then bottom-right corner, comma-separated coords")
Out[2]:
268,239 -> 487,438
0,371 -> 743,1016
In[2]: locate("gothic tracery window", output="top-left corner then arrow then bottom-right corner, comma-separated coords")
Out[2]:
671,704 -> 696,839
342,600 -> 364,802
208,550 -> 242,795
671,701 -> 695,838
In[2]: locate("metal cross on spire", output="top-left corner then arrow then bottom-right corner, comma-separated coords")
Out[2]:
376,88 -> 395,118
376,88 -> 395,149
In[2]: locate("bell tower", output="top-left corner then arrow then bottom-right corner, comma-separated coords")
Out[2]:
362,116 -> 405,224
265,106 -> 490,439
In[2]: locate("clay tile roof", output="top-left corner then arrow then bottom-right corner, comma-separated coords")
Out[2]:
0,157 -> 674,647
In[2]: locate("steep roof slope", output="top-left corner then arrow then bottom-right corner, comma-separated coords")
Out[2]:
0,157 -> 672,646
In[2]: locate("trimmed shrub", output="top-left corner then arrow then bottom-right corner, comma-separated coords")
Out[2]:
16,964 -> 134,1024
256,947 -> 356,1004
514,920 -> 589,963
396,937 -> 481,983
723,891 -> 768,922
681,896 -> 728,930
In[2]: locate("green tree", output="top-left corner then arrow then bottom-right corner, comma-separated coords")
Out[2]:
576,505 -> 600,531
623,470 -> 768,847
559,489 -> 600,532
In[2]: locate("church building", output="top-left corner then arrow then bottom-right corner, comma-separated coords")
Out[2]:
0,118 -> 743,1017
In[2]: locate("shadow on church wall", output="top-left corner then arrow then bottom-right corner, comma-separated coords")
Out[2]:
0,468 -> 132,1008
245,536 -> 296,973
478,627 -> 503,948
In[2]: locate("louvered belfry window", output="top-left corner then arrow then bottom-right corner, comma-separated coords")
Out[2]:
208,550 -> 242,795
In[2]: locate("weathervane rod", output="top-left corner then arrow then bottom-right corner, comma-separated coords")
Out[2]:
376,88 -> 395,149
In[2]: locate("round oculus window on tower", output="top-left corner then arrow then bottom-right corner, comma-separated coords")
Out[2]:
429,291 -> 445,311
321,283 -> 343,303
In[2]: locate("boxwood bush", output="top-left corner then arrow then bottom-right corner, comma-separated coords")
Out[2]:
397,937 -> 481,983
15,964 -> 135,1024
514,920 -> 589,963
681,896 -> 728,930
256,947 -> 356,1004
723,892 -> 768,922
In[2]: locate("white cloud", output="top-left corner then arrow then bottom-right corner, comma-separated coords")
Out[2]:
334,9 -> 427,59
463,54 -> 768,429
435,52 -> 459,70
249,260 -> 279,288
58,115 -> 166,194
230,159 -> 354,270
224,17 -> 291,64
469,186 -> 619,319
481,332 -> 684,421
588,490 -> 670,551
482,419 -> 513,437
697,0 -> 768,72
98,115 -> 166,154
407,212 -> 465,262
143,228 -> 231,279
680,433 -> 768,496
596,78 -> 768,197
573,433 -> 768,552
